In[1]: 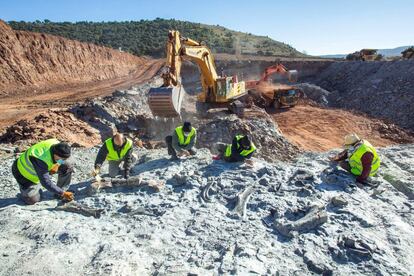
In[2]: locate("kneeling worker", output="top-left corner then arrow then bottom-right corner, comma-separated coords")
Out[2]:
92,133 -> 134,179
216,134 -> 256,162
165,121 -> 197,160
329,133 -> 380,184
12,139 -> 74,205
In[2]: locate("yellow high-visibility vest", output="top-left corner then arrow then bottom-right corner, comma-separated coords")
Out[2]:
17,139 -> 59,183
348,140 -> 380,176
175,126 -> 196,146
225,135 -> 256,158
105,138 -> 133,161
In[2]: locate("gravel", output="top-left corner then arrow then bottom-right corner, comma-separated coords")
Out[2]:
312,59 -> 414,130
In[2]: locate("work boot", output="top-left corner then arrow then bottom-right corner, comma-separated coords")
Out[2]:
170,154 -> 179,161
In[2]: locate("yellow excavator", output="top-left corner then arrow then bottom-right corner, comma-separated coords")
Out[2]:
148,30 -> 247,117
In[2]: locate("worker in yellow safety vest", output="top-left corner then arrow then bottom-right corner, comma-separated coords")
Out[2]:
92,133 -> 135,179
11,139 -> 74,205
214,134 -> 256,162
329,133 -> 380,184
165,122 -> 197,160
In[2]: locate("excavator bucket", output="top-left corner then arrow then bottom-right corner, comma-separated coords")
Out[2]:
288,70 -> 298,82
148,86 -> 185,118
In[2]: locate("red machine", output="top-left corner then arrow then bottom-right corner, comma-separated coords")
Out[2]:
245,63 -> 298,89
245,63 -> 302,110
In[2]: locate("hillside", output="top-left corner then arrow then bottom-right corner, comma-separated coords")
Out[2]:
0,20 -> 150,95
319,45 -> 413,59
8,18 -> 304,58
378,46 -> 411,57
0,20 -> 163,129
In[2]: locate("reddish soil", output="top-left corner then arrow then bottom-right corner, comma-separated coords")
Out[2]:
273,104 -> 414,151
0,59 -> 163,130
0,19 -> 163,130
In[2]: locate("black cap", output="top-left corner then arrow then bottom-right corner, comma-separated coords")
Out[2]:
51,142 -> 71,158
239,135 -> 251,148
183,121 -> 192,132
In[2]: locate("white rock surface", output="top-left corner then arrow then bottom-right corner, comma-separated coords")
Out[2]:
0,145 -> 413,275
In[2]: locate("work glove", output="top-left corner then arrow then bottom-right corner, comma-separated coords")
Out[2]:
212,155 -> 221,160
91,167 -> 100,177
61,191 -> 74,202
49,164 -> 59,175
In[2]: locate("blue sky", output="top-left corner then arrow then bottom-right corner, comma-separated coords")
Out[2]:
1,0 -> 413,55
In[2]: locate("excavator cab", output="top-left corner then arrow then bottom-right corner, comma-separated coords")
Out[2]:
148,85 -> 185,118
215,76 -> 246,103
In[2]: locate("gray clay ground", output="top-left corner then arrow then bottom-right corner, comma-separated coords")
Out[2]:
0,144 -> 413,275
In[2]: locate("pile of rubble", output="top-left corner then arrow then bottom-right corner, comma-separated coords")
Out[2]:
312,59 -> 414,130
70,78 -> 160,139
0,109 -> 100,148
197,113 -> 301,162
68,78 -> 301,161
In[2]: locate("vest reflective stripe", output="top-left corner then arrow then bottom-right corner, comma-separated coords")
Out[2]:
224,135 -> 256,158
17,139 -> 59,184
175,126 -> 196,146
105,138 -> 133,161
348,140 -> 380,177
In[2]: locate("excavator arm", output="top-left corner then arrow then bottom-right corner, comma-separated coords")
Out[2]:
246,63 -> 298,89
261,63 -> 298,82
148,30 -> 223,117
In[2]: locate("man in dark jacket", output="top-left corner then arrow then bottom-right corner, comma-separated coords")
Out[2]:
165,122 -> 197,160
215,134 -> 256,162
12,139 -> 74,205
92,133 -> 134,179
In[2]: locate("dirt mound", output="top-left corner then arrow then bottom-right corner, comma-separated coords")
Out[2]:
0,19 -> 163,131
273,104 -> 414,152
0,109 -> 101,147
0,20 -> 148,96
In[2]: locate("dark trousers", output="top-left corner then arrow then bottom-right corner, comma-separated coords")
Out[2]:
339,160 -> 351,172
165,135 -> 177,158
12,159 -> 73,205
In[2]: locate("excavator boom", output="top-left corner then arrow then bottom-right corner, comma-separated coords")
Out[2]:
148,30 -> 185,117
148,30 -> 246,118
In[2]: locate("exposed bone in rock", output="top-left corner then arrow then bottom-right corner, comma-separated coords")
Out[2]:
230,186 -> 255,219
275,204 -> 328,237
88,176 -> 164,195
200,179 -> 216,202
55,201 -> 104,218
337,235 -> 377,262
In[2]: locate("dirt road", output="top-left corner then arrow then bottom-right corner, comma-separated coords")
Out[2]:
273,104 -> 414,151
0,59 -> 163,130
